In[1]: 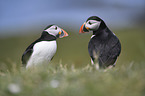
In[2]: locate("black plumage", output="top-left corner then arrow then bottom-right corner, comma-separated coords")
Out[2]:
88,28 -> 121,68
80,16 -> 121,69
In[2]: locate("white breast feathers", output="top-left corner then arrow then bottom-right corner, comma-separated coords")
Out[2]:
26,41 -> 57,69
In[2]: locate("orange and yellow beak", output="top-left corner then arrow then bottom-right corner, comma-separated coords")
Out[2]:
59,29 -> 68,38
79,23 -> 85,34
79,22 -> 89,34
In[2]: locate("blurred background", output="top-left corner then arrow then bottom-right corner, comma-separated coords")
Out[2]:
0,0 -> 145,69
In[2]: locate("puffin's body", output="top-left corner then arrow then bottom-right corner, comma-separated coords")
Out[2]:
79,16 -> 121,69
22,25 -> 68,69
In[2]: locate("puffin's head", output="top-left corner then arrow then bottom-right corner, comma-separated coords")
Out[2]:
44,24 -> 68,38
79,16 -> 106,34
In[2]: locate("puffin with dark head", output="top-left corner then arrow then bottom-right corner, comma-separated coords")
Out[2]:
22,24 -> 68,69
79,16 -> 121,69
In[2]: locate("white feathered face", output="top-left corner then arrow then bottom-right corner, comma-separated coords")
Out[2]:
85,20 -> 101,31
44,25 -> 68,38
79,20 -> 101,33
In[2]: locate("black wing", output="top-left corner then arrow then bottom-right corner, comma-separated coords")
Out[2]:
22,49 -> 33,65
99,39 -> 121,67
21,37 -> 41,65
88,34 -> 121,68
21,44 -> 34,65
21,36 -> 43,65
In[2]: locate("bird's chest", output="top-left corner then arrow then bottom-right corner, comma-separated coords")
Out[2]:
91,37 -> 107,49
32,41 -> 57,59
89,36 -> 111,57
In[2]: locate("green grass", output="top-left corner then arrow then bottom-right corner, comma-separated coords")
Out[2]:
0,28 -> 145,96
0,63 -> 145,96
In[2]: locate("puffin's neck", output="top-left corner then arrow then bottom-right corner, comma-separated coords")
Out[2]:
92,27 -> 110,40
93,21 -> 107,35
40,31 -> 57,41
93,27 -> 107,35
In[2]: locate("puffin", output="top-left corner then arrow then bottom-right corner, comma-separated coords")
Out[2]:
79,16 -> 121,69
22,24 -> 68,69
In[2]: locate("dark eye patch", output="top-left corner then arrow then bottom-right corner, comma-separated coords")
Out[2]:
88,21 -> 92,25
55,27 -> 57,30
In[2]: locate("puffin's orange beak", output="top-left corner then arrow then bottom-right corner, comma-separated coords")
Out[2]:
59,29 -> 68,38
62,29 -> 68,37
79,23 -> 85,34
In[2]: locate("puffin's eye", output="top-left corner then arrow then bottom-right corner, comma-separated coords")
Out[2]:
55,27 -> 57,30
88,21 -> 92,25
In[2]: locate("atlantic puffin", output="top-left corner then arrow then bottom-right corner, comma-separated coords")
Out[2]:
79,16 -> 121,69
22,24 -> 68,69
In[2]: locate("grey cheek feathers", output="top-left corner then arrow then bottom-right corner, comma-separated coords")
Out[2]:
85,22 -> 101,30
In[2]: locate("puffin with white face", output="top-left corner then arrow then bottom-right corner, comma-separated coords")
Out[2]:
79,16 -> 121,69
22,24 -> 68,69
